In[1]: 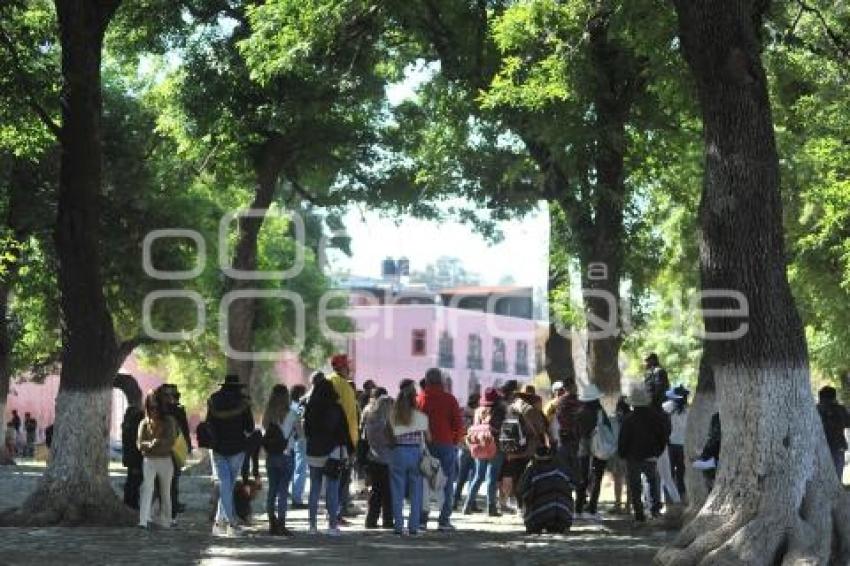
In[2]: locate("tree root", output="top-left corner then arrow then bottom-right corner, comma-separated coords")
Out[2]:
0,477 -> 135,527
656,486 -> 850,566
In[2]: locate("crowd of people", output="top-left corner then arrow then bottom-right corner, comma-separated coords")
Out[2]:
98,350 -> 849,536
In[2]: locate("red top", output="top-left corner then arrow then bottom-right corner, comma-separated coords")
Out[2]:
416,385 -> 465,445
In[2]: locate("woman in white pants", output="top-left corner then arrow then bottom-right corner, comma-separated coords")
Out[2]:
137,391 -> 177,529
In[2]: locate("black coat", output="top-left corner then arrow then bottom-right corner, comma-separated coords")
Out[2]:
304,399 -> 351,457
618,407 -> 669,461
207,386 -> 254,456
121,406 -> 144,469
818,401 -> 849,451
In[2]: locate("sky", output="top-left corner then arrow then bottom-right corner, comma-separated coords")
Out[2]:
327,62 -> 549,290
327,202 -> 550,288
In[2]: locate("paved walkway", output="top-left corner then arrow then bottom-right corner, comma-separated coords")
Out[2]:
0,461 -> 674,565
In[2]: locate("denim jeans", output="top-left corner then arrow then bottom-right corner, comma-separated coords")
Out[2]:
212,451 -> 245,525
390,445 -> 423,534
463,451 -> 504,512
308,465 -> 339,529
291,439 -> 308,504
266,452 -> 295,520
453,448 -> 475,504
429,443 -> 457,525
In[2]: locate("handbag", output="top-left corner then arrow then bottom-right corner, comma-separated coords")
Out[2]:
419,441 -> 441,482
172,430 -> 189,468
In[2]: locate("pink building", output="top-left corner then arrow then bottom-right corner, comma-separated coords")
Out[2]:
345,286 -> 540,404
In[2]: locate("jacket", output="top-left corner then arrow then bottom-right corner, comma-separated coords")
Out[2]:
329,372 -> 359,448
206,386 -> 254,456
644,366 -> 670,409
618,407 -> 669,461
417,384 -> 465,445
121,406 -> 145,468
304,398 -> 351,457
362,401 -> 393,464
137,416 -> 177,458
509,397 -> 546,460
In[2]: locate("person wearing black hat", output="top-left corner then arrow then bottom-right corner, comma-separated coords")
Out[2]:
643,354 -> 670,410
206,374 -> 254,536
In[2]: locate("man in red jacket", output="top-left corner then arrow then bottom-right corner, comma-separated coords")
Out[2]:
417,368 -> 465,531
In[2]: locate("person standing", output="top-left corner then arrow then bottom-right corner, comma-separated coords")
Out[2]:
574,384 -> 609,520
23,413 -> 37,458
289,384 -> 308,509
553,379 -> 582,480
417,368 -> 464,531
121,403 -> 145,509
453,392 -> 480,510
817,386 -> 850,481
502,385 -> 547,509
462,387 -> 506,516
9,410 -> 21,457
158,384 -> 192,516
328,355 -> 359,523
137,392 -> 177,529
545,381 -> 567,443
643,353 -> 671,410
361,389 -> 394,529
662,386 -> 690,498
263,384 -> 298,536
304,375 -> 352,536
390,381 -> 430,536
618,385 -> 669,522
206,374 -> 255,536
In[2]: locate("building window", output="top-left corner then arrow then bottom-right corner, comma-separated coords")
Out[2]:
412,329 -> 427,356
438,331 -> 454,368
467,333 -> 483,370
493,338 -> 507,373
515,341 -> 529,375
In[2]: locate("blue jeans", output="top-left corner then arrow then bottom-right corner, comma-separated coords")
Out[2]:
212,451 -> 245,525
453,448 -> 475,504
308,465 -> 339,529
463,452 -> 505,512
429,443 -> 457,526
291,439 -> 307,504
266,452 -> 294,519
390,445 -> 423,533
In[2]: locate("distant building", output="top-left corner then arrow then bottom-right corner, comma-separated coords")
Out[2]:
341,282 -> 541,403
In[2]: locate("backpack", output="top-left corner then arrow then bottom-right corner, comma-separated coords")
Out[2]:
590,410 -> 618,460
262,423 -> 288,454
499,409 -> 528,455
196,421 -> 217,450
555,397 -> 582,442
467,423 -> 498,460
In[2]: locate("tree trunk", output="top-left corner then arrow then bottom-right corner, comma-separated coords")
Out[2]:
224,135 -> 287,385
683,354 -> 716,512
657,1 -> 850,563
14,0 -> 131,526
0,282 -> 11,465
545,201 -> 576,384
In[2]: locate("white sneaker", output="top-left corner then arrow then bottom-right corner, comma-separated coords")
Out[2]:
327,527 -> 342,537
212,522 -> 228,536
693,457 -> 717,470
226,524 -> 241,537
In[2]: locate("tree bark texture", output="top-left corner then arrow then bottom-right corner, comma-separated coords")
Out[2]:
683,354 -> 716,513
545,202 -> 576,384
16,0 -> 132,526
657,1 -> 850,563
224,135 -> 288,385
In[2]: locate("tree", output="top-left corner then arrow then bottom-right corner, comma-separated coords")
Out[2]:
13,0 -> 136,524
657,0 -> 850,562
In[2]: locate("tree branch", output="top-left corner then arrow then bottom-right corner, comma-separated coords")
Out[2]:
795,0 -> 850,60
117,336 -> 156,365
0,22 -> 61,138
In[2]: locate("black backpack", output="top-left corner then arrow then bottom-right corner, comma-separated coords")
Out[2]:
499,408 -> 528,454
262,423 -> 288,454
